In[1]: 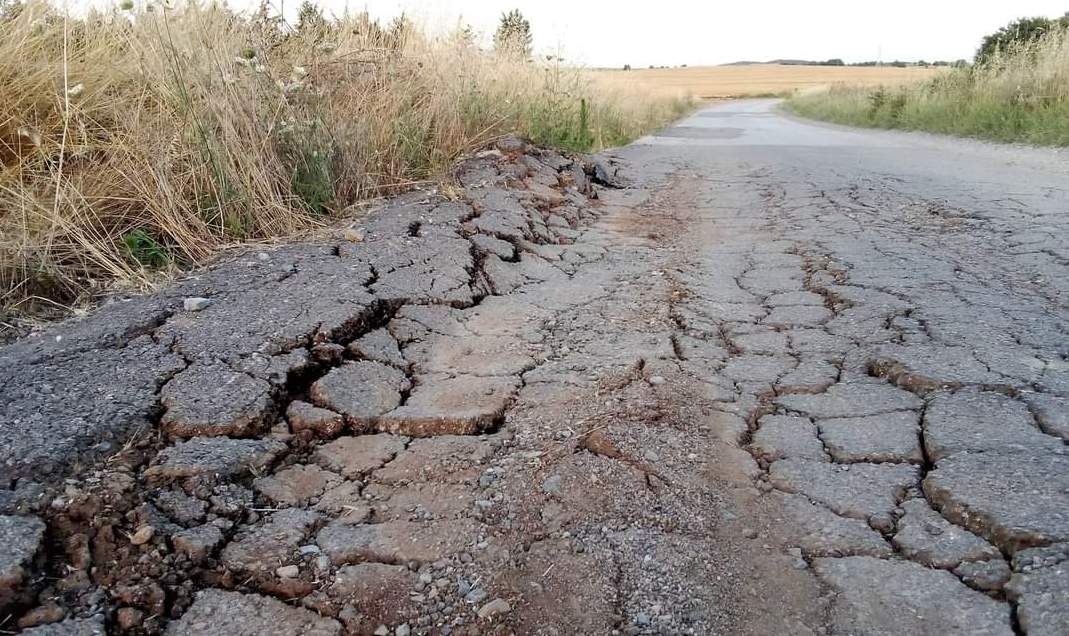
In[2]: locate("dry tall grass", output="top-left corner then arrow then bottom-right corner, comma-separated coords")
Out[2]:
786,27 -> 1069,145
0,1 -> 692,319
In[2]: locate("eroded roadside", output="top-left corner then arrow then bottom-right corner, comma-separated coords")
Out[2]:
1,137 -> 826,635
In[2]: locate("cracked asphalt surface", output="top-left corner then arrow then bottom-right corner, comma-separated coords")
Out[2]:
1,99 -> 1068,634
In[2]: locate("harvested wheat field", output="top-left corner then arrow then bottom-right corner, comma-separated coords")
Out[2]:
594,63 -> 943,99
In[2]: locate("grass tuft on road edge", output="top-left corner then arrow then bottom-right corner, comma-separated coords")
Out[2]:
0,1 -> 693,318
784,26 -> 1069,147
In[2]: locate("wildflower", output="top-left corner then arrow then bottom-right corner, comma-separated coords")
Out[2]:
239,47 -> 257,60
66,83 -> 85,99
292,66 -> 307,79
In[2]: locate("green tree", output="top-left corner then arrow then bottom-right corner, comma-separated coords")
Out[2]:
494,9 -> 532,58
296,1 -> 328,39
976,15 -> 1069,63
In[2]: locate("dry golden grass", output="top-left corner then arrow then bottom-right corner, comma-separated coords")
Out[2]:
0,1 -> 691,320
594,64 -> 943,99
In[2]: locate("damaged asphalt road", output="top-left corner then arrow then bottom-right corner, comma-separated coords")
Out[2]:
2,99 -> 1069,634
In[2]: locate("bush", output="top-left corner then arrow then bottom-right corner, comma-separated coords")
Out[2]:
977,15 -> 1069,63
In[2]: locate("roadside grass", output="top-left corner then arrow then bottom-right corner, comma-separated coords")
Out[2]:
0,1 -> 693,319
785,27 -> 1069,146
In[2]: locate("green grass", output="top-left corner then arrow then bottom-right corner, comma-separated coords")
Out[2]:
784,28 -> 1069,147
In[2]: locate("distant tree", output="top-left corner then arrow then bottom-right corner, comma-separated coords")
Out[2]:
296,1 -> 329,39
824,58 -> 845,66
494,9 -> 532,58
976,15 -> 1069,63
0,0 -> 23,21
623,64 -> 631,70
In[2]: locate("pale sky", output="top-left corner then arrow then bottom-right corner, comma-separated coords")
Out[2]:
252,0 -> 1069,67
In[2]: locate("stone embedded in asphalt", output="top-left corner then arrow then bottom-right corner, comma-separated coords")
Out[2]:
892,499 -> 1001,568
814,556 -> 1013,635
347,328 -> 407,369
924,450 -> 1069,554
378,375 -> 519,437
21,616 -> 106,635
330,563 -> 418,627
777,494 -> 892,558
1022,392 -> 1069,441
749,416 -> 828,463
313,434 -> 407,479
1006,561 -> 1069,636
254,464 -> 342,506
316,519 -> 476,565
817,412 -> 923,464
0,514 -> 46,610
769,458 -> 919,521
221,508 -> 321,575
166,588 -> 340,635
924,390 -> 1062,462
144,437 -> 286,485
183,297 -> 211,312
478,598 -> 512,619
776,381 -> 922,419
373,435 -> 498,485
955,559 -> 1012,592
173,523 -> 225,562
309,361 -> 410,431
286,401 -> 345,439
160,362 -> 273,438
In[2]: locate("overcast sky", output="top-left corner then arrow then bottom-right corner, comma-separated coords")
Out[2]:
250,0 -> 1069,67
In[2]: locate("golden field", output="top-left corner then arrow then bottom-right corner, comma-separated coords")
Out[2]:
594,64 -> 943,99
